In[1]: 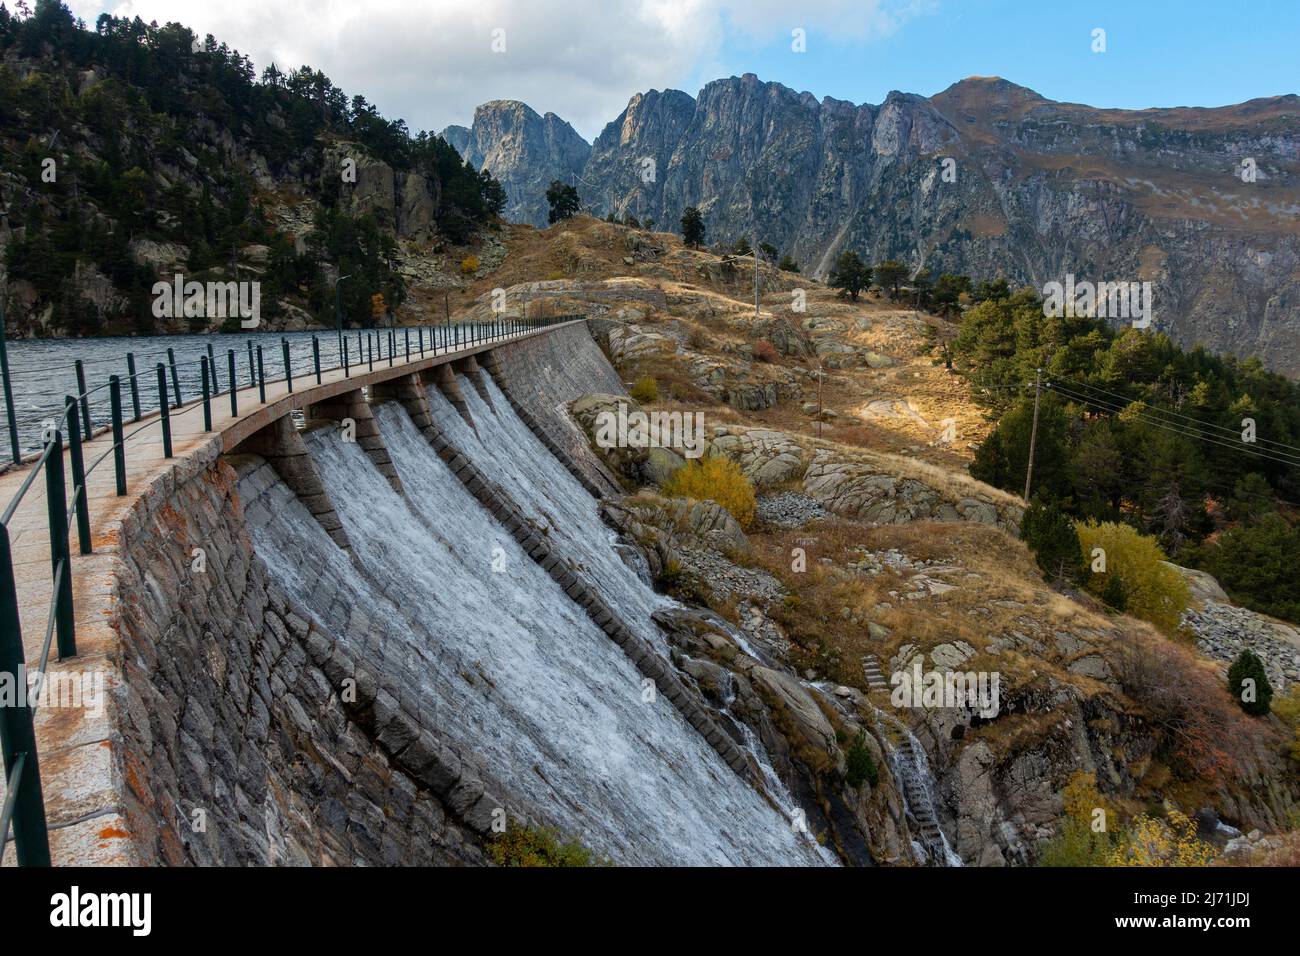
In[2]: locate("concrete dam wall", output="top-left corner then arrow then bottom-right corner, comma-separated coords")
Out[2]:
64,321 -> 826,866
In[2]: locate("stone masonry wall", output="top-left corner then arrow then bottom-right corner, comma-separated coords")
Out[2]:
483,321 -> 624,497
111,447 -> 488,865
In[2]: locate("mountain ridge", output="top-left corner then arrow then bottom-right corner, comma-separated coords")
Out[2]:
445,73 -> 1300,376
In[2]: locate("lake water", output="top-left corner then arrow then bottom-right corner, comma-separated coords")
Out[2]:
0,324 -> 492,458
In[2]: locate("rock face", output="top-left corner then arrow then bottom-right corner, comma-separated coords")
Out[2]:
441,100 -> 591,227
460,75 -> 1300,376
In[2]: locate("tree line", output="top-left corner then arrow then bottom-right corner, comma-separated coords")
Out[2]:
0,1 -> 506,334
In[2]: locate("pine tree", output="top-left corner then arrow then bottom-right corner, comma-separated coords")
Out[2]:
1227,649 -> 1273,716
680,206 -> 705,248
828,251 -> 871,300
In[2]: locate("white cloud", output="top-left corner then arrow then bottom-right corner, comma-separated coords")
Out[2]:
72,0 -> 932,138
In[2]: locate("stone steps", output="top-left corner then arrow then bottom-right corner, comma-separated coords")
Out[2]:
860,653 -> 889,694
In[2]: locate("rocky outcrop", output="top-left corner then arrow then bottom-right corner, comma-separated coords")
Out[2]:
803,449 -> 1022,533
462,75 -> 1300,376
440,100 -> 591,227
323,142 -> 438,240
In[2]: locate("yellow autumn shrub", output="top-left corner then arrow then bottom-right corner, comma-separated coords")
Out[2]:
460,255 -> 480,275
1108,809 -> 1216,867
1074,519 -> 1190,632
629,376 -> 658,404
1273,686 -> 1300,763
662,455 -> 756,529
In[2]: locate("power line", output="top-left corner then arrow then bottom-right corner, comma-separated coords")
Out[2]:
1048,382 -> 1300,470
1051,373 -> 1300,456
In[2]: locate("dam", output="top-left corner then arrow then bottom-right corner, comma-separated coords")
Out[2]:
0,319 -> 827,866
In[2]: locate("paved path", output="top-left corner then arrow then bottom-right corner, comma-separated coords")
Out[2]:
0,322 -> 579,864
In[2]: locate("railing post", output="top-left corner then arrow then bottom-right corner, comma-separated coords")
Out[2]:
418,327 -> 425,357
343,338 -> 350,378
228,350 -> 238,417
73,360 -> 92,439
207,343 -> 220,393
64,397 -> 91,556
367,333 -> 373,371
156,364 -> 172,458
200,357 -> 212,431
0,526 -> 51,866
166,348 -> 181,408
0,302 -> 21,465
110,376 -> 126,496
256,346 -> 266,404
247,340 -> 255,385
282,338 -> 293,394
389,329 -> 395,367
313,336 -> 322,385
126,352 -> 141,422
43,428 -> 76,658
405,328 -> 411,361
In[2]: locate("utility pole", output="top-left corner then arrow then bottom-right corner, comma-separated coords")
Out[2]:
816,362 -> 824,439
1023,367 -> 1043,501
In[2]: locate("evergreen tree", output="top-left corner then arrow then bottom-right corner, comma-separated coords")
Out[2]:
828,251 -> 871,300
1021,498 -> 1085,584
874,260 -> 906,299
680,205 -> 705,247
1227,649 -> 1273,716
545,180 -> 580,224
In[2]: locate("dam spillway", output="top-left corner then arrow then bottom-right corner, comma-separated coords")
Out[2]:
0,320 -> 829,866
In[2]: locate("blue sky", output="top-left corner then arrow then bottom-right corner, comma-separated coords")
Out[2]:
80,1 -> 1299,139
690,0 -> 1300,112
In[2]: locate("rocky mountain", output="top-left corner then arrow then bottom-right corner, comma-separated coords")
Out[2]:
458,74 -> 1300,376
441,100 -> 590,228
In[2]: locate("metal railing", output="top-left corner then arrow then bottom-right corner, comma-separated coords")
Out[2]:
0,312 -> 579,865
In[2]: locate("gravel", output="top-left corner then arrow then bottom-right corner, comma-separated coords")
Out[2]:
757,492 -> 828,528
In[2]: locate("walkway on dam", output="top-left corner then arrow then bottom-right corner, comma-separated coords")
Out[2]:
0,320 -> 583,864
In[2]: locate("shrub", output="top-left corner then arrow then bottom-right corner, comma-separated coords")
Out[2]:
459,255 -> 479,275
1021,499 -> 1084,584
1037,772 -> 1118,867
1074,520 -> 1190,632
654,558 -> 712,604
1108,809 -> 1216,867
1114,630 -> 1246,781
486,824 -> 609,867
629,376 -> 658,404
844,732 -> 878,788
1038,773 -> 1214,867
1227,649 -> 1273,716
662,456 -> 757,529
752,339 -> 779,363
1272,687 -> 1300,762
1101,572 -> 1128,612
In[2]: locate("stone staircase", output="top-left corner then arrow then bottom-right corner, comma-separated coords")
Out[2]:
861,653 -> 889,694
888,732 -> 945,848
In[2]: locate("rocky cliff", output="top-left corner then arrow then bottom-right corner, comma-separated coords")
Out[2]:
459,74 -> 1300,376
441,100 -> 591,228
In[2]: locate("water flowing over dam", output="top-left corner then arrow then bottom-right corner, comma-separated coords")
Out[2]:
2,320 -> 840,866
242,369 -> 825,864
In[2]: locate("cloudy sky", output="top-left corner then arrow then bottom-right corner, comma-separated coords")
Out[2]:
69,0 -> 1300,140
